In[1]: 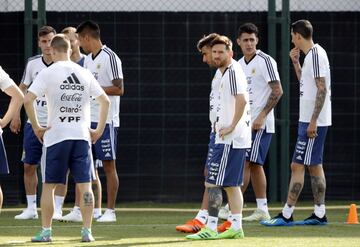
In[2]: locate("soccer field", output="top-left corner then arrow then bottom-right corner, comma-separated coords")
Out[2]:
0,202 -> 359,247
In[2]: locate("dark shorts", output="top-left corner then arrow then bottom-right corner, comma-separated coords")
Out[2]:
91,122 -> 118,161
245,129 -> 272,165
22,122 -> 43,165
0,135 -> 9,175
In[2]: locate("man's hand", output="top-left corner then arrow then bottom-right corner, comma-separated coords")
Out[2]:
289,47 -> 300,64
89,128 -> 103,144
10,117 -> 21,134
252,113 -> 266,130
33,126 -> 50,144
219,125 -> 235,140
307,121 -> 317,139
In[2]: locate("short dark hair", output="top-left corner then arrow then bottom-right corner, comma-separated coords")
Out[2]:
237,23 -> 259,38
291,20 -> 313,40
50,34 -> 70,53
38,26 -> 56,38
76,20 -> 101,39
196,33 -> 220,52
210,35 -> 233,50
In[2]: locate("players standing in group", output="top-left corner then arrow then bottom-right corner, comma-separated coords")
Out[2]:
187,35 -> 251,240
76,20 -> 124,222
0,66 -> 24,214
11,26 -> 56,220
176,33 -> 222,233
24,34 -> 109,242
262,19 -> 331,226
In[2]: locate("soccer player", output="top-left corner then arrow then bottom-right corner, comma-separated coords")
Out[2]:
186,35 -> 251,240
0,66 -> 24,213
55,26 -> 103,221
176,33 -> 221,233
11,26 -> 56,220
76,20 -> 124,222
218,23 -> 283,226
25,34 -> 109,242
261,19 -> 331,226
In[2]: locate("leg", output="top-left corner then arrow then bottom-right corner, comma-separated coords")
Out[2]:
24,163 -> 38,198
102,160 -> 118,209
250,163 -> 267,199
286,162 -> 305,206
92,169 -> 102,210
78,182 -> 94,229
224,186 -> 243,215
53,172 -> 68,217
40,183 -> 57,228
200,187 -> 208,210
0,185 -> 3,214
205,183 -> 222,231
240,161 -> 251,193
308,165 -> 326,205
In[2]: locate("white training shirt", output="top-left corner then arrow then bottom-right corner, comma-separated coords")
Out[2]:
0,66 -> 16,135
215,59 -> 251,149
238,50 -> 280,133
209,69 -> 221,131
21,55 -> 53,126
84,45 -> 123,127
28,61 -> 105,147
299,44 -> 332,126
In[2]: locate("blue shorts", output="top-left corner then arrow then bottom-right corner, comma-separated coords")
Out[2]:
91,122 -> 118,161
41,140 -> 95,184
246,129 -> 272,165
0,135 -> 9,175
205,132 -> 216,169
22,122 -> 43,165
206,144 -> 246,187
292,122 -> 328,165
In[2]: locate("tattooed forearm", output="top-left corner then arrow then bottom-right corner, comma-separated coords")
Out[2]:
311,176 -> 326,205
262,81 -> 283,115
288,182 -> 303,203
293,63 -> 302,82
112,78 -> 123,88
311,77 -> 327,122
208,187 -> 223,217
83,192 -> 94,207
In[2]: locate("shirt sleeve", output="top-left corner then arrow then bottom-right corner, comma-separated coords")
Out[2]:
88,71 -> 105,98
312,47 -> 328,79
0,66 -> 15,91
260,55 -> 280,83
21,58 -> 33,86
229,67 -> 247,96
28,70 -> 46,97
105,53 -> 123,81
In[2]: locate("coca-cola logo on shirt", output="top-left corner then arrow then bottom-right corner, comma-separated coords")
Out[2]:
60,93 -> 82,102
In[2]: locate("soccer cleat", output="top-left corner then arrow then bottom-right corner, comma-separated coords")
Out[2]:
295,213 -> 328,225
243,208 -> 271,222
218,204 -> 230,220
52,211 -> 63,221
217,227 -> 244,239
60,209 -> 83,222
186,227 -> 218,240
14,209 -> 38,220
176,219 -> 205,233
81,228 -> 95,242
31,229 -> 52,242
93,212 -> 102,220
217,220 -> 231,233
96,209 -> 116,222
260,213 -> 294,226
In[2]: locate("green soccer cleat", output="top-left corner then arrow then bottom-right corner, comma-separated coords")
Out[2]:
217,228 -> 244,239
31,228 -> 52,242
186,227 -> 218,240
81,228 -> 95,242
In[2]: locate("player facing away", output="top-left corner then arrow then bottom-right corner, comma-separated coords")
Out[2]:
24,34 -> 110,242
218,23 -> 283,226
11,26 -> 56,220
261,19 -> 331,226
186,35 -> 251,240
176,33 -> 222,233
54,26 -> 103,222
0,66 -> 24,213
77,20 -> 124,222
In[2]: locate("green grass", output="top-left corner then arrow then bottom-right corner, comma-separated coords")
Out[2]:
0,202 -> 359,247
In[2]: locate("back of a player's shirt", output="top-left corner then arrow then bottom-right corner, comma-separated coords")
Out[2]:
84,45 -> 123,127
299,44 -> 332,126
28,61 -> 105,147
0,66 -> 16,135
239,50 -> 280,133
21,55 -> 52,126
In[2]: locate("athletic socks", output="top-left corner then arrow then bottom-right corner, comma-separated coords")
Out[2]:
282,204 -> 294,219
195,209 -> 208,224
256,198 -> 269,212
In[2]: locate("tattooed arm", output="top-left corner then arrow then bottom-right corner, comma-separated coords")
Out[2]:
102,78 -> 124,96
307,77 -> 327,138
252,80 -> 283,130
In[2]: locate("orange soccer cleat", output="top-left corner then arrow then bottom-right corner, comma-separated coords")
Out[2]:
217,220 -> 231,233
176,219 -> 205,233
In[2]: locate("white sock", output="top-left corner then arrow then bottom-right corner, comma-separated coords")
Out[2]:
227,213 -> 233,221
282,204 -> 294,219
42,227 -> 51,231
314,204 -> 325,218
256,198 -> 268,212
54,196 -> 65,213
206,216 -> 218,231
73,206 -> 81,212
105,208 -> 115,213
230,213 -> 242,230
94,208 -> 102,216
26,195 -> 37,210
195,209 -> 208,224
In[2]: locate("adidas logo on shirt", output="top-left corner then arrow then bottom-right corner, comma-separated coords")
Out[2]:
60,73 -> 84,91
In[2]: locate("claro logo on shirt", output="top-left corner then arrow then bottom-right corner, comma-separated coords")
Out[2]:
60,73 -> 84,91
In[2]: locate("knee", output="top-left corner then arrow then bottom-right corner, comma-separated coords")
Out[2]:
24,165 -> 36,176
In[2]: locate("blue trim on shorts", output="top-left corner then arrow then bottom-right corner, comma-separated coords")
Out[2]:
22,122 -> 43,165
245,129 -> 272,165
292,122 -> 328,165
